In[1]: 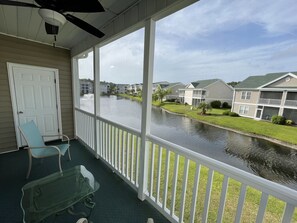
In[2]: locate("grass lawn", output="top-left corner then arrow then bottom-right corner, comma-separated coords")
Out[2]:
147,145 -> 296,222
161,103 -> 297,146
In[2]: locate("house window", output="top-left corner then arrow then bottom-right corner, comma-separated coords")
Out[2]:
241,91 -> 251,100
239,105 -> 249,115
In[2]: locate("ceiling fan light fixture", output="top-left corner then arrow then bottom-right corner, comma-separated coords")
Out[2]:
38,8 -> 66,26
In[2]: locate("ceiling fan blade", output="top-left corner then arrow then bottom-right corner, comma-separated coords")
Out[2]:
64,14 -> 104,38
0,0 -> 39,8
35,0 -> 104,12
45,22 -> 59,35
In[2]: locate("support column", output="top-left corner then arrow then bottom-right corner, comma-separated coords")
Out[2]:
279,91 -> 287,116
71,58 -> 79,138
93,47 -> 101,158
138,19 -> 156,201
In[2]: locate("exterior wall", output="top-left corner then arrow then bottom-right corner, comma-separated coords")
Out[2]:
100,83 -> 110,94
165,84 -> 186,100
80,79 -> 94,94
204,80 -> 233,104
184,89 -> 194,105
233,104 -> 257,118
0,34 -> 73,153
266,76 -> 297,88
117,85 -> 128,94
234,90 -> 260,104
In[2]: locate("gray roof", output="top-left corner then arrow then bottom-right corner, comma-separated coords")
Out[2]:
191,79 -> 219,88
163,82 -> 185,89
235,72 -> 297,89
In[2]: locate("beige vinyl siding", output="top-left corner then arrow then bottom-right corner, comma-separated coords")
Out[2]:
233,104 -> 257,118
234,90 -> 260,104
0,34 -> 73,153
265,76 -> 297,88
204,80 -> 233,104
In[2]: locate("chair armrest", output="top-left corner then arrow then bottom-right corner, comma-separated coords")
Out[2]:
42,134 -> 70,143
24,145 -> 62,155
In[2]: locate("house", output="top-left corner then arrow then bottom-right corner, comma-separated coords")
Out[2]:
116,84 -> 129,94
163,82 -> 186,101
79,79 -> 94,94
232,72 -> 297,122
152,81 -> 170,92
128,83 -> 143,95
179,79 -> 233,106
100,82 -> 110,94
0,0 -> 296,222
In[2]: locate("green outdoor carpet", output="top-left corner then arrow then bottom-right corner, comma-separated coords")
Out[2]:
0,140 -> 170,223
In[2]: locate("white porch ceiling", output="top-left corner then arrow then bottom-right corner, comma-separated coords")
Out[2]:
0,0 -> 139,49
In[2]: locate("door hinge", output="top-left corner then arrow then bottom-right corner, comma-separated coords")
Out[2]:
54,79 -> 56,84
58,128 -> 60,133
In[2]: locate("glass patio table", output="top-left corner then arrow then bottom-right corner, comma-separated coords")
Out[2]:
21,165 -> 100,223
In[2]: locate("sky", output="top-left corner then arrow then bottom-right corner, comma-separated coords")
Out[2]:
78,0 -> 297,84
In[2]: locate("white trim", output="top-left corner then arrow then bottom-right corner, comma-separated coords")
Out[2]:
0,32 -> 69,50
233,102 -> 258,106
7,62 -> 63,148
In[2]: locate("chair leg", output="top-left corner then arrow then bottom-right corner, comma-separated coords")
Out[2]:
58,154 -> 62,173
26,154 -> 32,179
68,147 -> 72,161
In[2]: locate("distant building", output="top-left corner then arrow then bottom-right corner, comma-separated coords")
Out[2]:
179,79 -> 233,106
232,72 -> 297,122
163,82 -> 185,101
116,84 -> 129,94
128,83 -> 143,94
152,81 -> 170,92
80,79 -> 94,94
100,82 -> 110,94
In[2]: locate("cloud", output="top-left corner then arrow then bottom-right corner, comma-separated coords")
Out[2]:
78,0 -> 297,85
157,0 -> 297,39
154,39 -> 297,83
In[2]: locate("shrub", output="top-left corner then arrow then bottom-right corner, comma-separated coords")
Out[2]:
286,120 -> 295,125
271,115 -> 286,125
222,102 -> 231,108
222,111 -> 230,115
210,100 -> 221,108
229,112 -> 239,117
166,98 -> 176,102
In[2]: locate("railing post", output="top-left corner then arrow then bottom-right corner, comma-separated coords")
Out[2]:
138,18 -> 156,201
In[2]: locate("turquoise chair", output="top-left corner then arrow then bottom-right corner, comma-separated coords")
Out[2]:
19,121 -> 71,179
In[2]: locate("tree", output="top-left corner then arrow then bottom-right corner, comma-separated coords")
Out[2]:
154,85 -> 171,102
227,81 -> 241,87
198,102 -> 212,115
136,88 -> 142,97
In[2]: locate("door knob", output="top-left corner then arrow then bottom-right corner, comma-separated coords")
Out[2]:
18,111 -> 23,114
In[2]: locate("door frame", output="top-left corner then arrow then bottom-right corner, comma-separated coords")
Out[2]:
7,62 -> 63,148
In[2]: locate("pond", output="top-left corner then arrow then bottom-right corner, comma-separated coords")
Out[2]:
80,95 -> 297,190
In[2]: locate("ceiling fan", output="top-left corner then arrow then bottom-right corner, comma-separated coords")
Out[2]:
0,0 -> 105,38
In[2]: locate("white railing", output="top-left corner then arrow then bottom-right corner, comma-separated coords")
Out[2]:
75,108 -> 95,150
97,116 -> 141,188
75,108 -> 141,189
285,100 -> 297,107
75,108 -> 297,223
192,94 -> 205,99
145,134 -> 297,223
258,98 -> 282,105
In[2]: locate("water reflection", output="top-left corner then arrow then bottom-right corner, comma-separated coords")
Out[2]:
80,95 -> 297,190
225,135 -> 297,185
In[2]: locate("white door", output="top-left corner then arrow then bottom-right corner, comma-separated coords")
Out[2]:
10,65 -> 60,146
